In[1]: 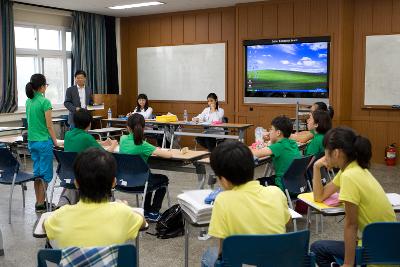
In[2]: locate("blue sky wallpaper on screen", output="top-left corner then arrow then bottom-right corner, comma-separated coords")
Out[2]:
246,42 -> 328,74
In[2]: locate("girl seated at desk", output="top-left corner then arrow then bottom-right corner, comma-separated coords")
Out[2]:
290,101 -> 334,144
193,93 -> 224,152
310,127 -> 395,267
127,93 -> 153,119
119,113 -> 172,222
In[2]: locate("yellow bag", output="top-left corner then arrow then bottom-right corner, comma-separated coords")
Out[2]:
155,114 -> 178,122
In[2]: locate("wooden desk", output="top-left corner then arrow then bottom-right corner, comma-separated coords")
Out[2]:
107,146 -> 210,188
103,118 -> 253,147
0,126 -> 24,133
88,127 -> 125,140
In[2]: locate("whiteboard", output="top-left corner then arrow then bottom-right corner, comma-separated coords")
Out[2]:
364,34 -> 400,106
137,43 -> 226,101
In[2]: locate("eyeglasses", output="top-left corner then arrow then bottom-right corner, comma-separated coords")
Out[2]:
46,83 -> 50,87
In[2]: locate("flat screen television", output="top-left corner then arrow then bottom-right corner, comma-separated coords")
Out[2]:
244,36 -> 330,104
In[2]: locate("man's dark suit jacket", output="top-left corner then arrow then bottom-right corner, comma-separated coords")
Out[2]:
64,85 -> 93,126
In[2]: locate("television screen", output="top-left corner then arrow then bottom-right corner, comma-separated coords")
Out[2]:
244,36 -> 330,104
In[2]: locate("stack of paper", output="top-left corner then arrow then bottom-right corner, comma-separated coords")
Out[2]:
386,193 -> 400,207
177,190 -> 213,224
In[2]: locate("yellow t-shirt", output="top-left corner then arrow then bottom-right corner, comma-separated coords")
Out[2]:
332,161 -> 396,237
208,181 -> 290,239
44,201 -> 143,248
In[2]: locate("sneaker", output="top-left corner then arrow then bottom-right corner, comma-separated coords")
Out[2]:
146,212 -> 161,223
35,203 -> 47,213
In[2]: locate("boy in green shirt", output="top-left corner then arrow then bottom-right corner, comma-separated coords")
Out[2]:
64,109 -> 118,153
251,115 -> 300,190
59,109 -> 117,206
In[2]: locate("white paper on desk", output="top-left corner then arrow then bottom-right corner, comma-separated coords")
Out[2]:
289,208 -> 302,219
34,212 -> 53,236
87,104 -> 104,110
386,193 -> 400,206
178,190 -> 213,223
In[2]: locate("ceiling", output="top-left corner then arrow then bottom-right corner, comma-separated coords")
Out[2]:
13,0 -> 263,17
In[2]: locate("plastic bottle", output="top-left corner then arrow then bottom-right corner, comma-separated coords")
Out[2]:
107,108 -> 112,119
183,109 -> 188,122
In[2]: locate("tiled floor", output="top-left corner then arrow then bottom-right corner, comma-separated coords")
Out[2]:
0,159 -> 399,267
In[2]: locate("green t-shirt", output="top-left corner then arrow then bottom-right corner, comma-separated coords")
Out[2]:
26,92 -> 52,141
305,132 -> 325,156
64,128 -> 102,152
268,138 -> 301,190
119,133 -> 156,162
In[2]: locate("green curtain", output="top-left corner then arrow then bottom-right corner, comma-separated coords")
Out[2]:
0,0 -> 17,113
71,11 -> 107,94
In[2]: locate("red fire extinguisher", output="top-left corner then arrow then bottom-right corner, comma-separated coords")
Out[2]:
385,143 -> 397,166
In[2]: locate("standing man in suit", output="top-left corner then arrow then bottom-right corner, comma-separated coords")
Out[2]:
64,70 -> 93,128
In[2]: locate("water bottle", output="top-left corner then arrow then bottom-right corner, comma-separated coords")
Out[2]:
107,108 -> 112,119
183,109 -> 188,122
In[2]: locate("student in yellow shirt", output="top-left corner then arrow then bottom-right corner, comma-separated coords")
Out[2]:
202,140 -> 290,266
44,148 -> 145,248
310,127 -> 396,267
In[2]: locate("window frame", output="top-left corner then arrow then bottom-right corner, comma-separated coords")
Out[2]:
15,22 -> 72,110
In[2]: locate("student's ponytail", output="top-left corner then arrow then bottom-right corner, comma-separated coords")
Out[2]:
25,82 -> 35,99
25,73 -> 47,99
127,113 -> 145,145
353,135 -> 372,169
323,127 -> 372,169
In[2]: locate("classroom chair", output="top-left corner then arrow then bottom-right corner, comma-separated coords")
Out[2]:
112,153 -> 171,208
281,155 -> 313,231
49,150 -> 78,210
355,222 -> 400,266
0,147 -> 38,224
215,230 -> 315,267
37,244 -> 137,267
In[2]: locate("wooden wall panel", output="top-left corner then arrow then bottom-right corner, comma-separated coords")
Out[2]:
183,14 -> 196,43
293,0 -> 310,36
310,0 -> 328,34
277,2 -> 293,37
262,4 -> 278,37
393,0 -> 400,32
171,15 -> 184,44
209,12 -> 222,41
160,17 -> 172,45
149,18 -> 161,45
247,5 -> 263,38
196,13 -> 209,42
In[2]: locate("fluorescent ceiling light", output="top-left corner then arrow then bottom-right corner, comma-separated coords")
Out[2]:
109,1 -> 164,9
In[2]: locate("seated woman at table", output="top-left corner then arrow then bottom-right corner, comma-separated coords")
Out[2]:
45,148 -> 145,248
290,102 -> 334,144
193,93 -> 224,152
201,140 -> 290,266
119,113 -> 172,222
127,93 -> 153,119
310,127 -> 396,267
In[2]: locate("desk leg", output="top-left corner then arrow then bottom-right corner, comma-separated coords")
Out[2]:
194,162 -> 206,189
0,228 -> 4,256
238,129 -> 245,143
136,236 -> 140,267
184,219 -> 189,267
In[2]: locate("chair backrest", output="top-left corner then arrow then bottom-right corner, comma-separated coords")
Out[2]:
21,117 -> 28,129
113,153 -> 150,188
219,230 -> 314,267
37,244 -> 137,267
0,147 -> 19,180
53,149 -> 78,186
282,155 -> 313,194
357,222 -> 400,265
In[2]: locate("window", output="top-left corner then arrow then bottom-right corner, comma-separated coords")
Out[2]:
15,25 -> 72,110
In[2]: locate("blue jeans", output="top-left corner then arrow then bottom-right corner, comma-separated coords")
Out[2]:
310,240 -> 345,267
201,247 -> 219,267
28,139 -> 54,183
